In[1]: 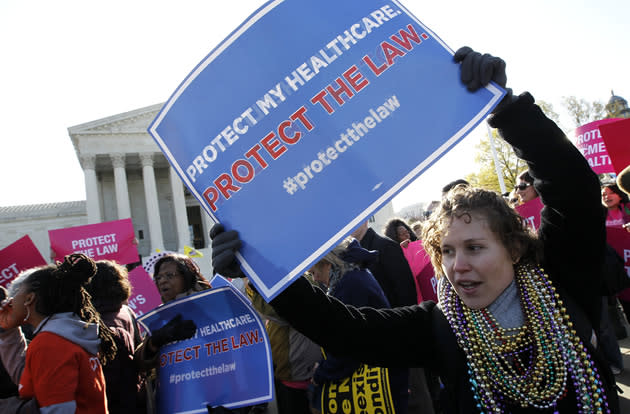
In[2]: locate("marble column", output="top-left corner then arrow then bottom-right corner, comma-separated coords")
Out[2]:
111,153 -> 131,219
140,153 -> 164,251
169,167 -> 190,252
80,155 -> 101,224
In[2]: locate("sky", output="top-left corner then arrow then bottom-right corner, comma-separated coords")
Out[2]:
1,0 -> 628,211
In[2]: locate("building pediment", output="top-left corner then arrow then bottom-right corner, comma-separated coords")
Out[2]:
68,103 -> 163,136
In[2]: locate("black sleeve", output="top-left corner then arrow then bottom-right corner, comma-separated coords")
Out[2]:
270,277 -> 435,369
489,92 -> 606,326
380,242 -> 418,307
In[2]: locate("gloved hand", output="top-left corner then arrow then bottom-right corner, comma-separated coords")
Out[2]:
210,223 -> 245,278
150,314 -> 196,349
454,46 -> 513,112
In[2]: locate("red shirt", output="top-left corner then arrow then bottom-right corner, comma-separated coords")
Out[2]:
20,331 -> 108,414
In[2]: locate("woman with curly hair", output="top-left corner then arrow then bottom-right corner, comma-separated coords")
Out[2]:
87,260 -> 145,414
210,48 -> 620,412
0,254 -> 117,414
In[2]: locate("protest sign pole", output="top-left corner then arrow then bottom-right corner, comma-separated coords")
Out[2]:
487,122 -> 506,194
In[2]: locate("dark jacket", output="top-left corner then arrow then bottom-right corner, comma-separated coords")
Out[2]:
359,228 -> 417,307
315,265 -> 409,414
98,304 -> 145,414
271,93 -> 619,413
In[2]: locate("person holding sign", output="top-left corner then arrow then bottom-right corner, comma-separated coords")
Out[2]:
0,254 -> 117,414
137,253 -> 204,413
210,48 -> 620,413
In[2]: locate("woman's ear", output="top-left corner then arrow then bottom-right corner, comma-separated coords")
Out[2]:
510,241 -> 523,264
24,292 -> 36,308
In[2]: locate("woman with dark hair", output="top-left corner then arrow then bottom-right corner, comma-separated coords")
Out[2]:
0,254 -> 117,414
601,183 -> 630,230
139,253 -> 210,414
153,253 -> 212,304
384,218 -> 417,245
515,169 -> 538,204
87,260 -> 145,414
210,48 -> 620,412
385,217 -> 437,303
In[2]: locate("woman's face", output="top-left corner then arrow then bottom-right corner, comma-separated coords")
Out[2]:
515,180 -> 537,203
155,261 -> 186,303
602,187 -> 621,210
440,213 -> 515,309
396,225 -> 411,242
309,261 -> 332,287
0,285 -> 33,330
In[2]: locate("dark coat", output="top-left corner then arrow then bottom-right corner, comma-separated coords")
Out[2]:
314,268 -> 409,414
271,93 -> 619,413
98,304 -> 145,414
359,228 -> 417,307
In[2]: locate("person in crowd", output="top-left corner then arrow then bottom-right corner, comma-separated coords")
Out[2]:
306,238 -> 409,414
0,286 -> 20,410
441,179 -> 469,195
601,182 -> 630,231
410,221 -> 423,239
0,254 -> 117,414
350,221 -> 435,413
210,47 -> 620,413
384,217 -> 437,303
247,274 -> 321,414
153,253 -> 212,304
597,245 -> 630,375
86,260 -> 146,414
138,253 -> 206,414
384,218 -> 418,247
514,170 -> 539,204
350,221 -> 416,308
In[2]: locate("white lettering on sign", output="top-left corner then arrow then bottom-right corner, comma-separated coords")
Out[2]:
0,263 -> 19,284
71,233 -> 117,249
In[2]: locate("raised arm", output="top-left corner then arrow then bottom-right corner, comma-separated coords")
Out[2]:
489,92 -> 605,325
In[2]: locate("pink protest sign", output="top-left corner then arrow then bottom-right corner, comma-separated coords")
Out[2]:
515,197 -> 544,232
573,118 -> 621,174
49,218 -> 139,265
599,118 -> 630,174
0,235 -> 47,288
402,240 -> 437,303
127,266 -> 162,317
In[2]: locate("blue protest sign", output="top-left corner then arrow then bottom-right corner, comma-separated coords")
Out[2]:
138,286 -> 273,413
148,0 -> 505,301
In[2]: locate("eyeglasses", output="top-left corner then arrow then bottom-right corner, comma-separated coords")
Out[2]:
154,272 -> 181,283
515,183 -> 532,191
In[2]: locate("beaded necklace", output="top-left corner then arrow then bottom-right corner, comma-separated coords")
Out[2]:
439,263 -> 610,413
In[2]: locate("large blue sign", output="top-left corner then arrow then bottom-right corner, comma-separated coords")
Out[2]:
148,0 -> 505,300
138,286 -> 274,413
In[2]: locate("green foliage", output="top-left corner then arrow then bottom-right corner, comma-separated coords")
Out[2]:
465,129 -> 522,193
561,96 -> 606,127
466,99 -> 567,192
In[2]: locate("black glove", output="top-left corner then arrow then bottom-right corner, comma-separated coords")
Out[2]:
210,223 -> 245,278
454,46 -> 513,112
0,286 -> 7,301
150,314 -> 196,349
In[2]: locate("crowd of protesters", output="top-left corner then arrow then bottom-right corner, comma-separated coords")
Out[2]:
1,45 -> 630,414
